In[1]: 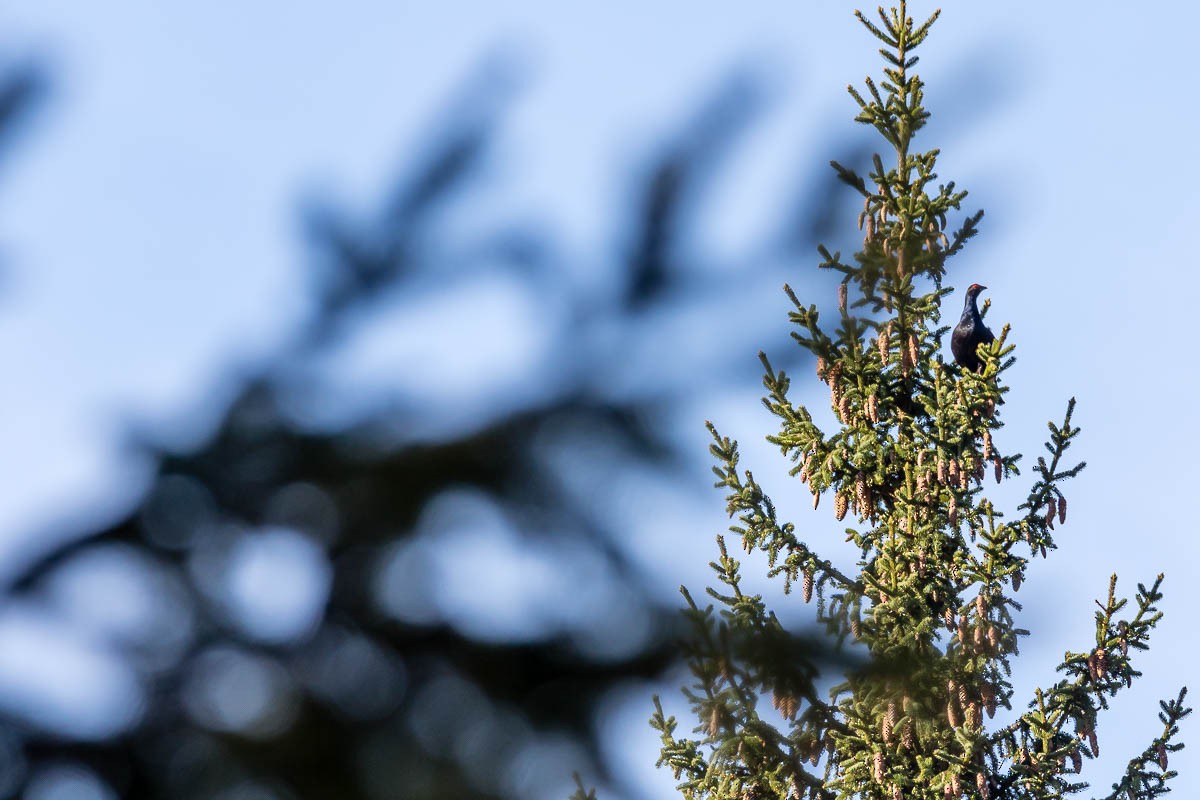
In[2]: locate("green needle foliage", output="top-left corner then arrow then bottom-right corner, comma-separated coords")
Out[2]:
648,4 -> 1190,800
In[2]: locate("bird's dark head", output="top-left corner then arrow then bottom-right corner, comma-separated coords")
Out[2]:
966,283 -> 988,298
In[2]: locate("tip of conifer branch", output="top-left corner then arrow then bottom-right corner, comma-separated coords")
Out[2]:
782,283 -> 803,308
758,351 -> 773,374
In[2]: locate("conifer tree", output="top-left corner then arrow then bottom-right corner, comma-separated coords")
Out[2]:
646,4 -> 1190,799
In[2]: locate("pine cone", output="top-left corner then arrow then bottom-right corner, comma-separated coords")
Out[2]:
856,473 -> 870,514
1058,495 -> 1067,524
1012,570 -> 1022,592
1087,729 -> 1099,757
1158,743 -> 1168,770
993,455 -> 1003,484
976,771 -> 989,800
948,496 -> 958,527
838,282 -> 848,313
835,493 -> 848,521
1045,498 -> 1057,528
964,702 -> 978,729
812,490 -> 820,510
874,752 -> 885,783
816,356 -> 828,381
1070,749 -> 1082,773
877,325 -> 890,362
901,721 -> 915,750
944,607 -> 955,630
907,334 -> 919,368
803,569 -> 814,603
947,700 -> 960,728
982,430 -> 992,460
881,703 -> 895,745
1094,647 -> 1108,678
937,458 -> 947,484
783,695 -> 799,720
982,683 -> 997,718
708,706 -> 723,736
975,593 -> 986,619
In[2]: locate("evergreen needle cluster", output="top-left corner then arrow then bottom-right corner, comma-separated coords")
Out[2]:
641,4 -> 1189,800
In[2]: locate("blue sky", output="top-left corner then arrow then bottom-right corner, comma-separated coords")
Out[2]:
0,1 -> 1196,798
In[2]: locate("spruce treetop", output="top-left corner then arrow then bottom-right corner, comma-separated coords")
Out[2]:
644,4 -> 1190,800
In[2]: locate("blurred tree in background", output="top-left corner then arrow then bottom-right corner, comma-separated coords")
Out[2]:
0,42 -> 884,800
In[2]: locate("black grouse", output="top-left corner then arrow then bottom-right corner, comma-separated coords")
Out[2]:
951,283 -> 995,372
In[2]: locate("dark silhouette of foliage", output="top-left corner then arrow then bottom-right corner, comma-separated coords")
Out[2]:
0,29 -> 1002,800
0,51 -> 864,800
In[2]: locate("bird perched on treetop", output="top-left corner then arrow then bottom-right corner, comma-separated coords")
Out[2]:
951,283 -> 995,372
